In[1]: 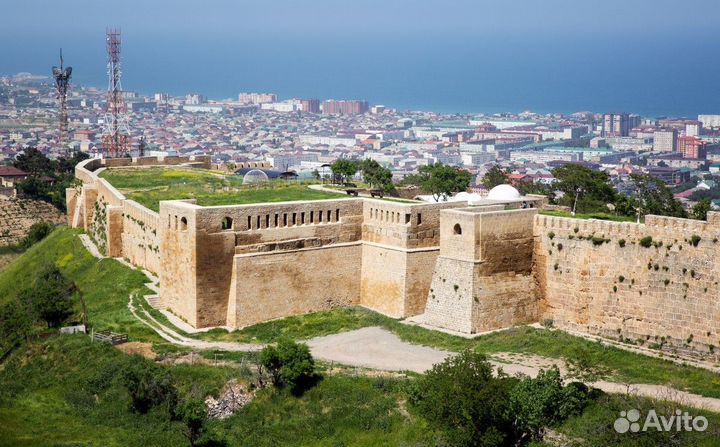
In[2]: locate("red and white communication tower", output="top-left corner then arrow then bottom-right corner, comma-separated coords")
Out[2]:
102,29 -> 131,158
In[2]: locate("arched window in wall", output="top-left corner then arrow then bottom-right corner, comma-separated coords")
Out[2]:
222,216 -> 233,230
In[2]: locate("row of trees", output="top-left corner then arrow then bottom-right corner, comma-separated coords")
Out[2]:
481,164 -> 708,220
11,147 -> 88,211
330,158 -> 395,191
399,163 -> 472,201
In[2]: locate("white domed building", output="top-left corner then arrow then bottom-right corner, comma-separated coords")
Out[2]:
486,184 -> 521,201
242,169 -> 269,185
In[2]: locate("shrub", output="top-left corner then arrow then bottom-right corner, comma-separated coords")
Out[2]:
547,231 -> 555,240
639,236 -> 653,248
691,270 -> 696,278
412,350 -> 516,447
618,239 -> 626,248
260,338 -> 318,395
573,227 -> 579,233
554,263 -> 559,271
591,236 -> 606,246
556,243 -> 563,251
690,234 -> 701,247
17,221 -> 54,250
0,300 -> 33,357
664,279 -> 670,286
510,366 -> 591,441
121,359 -> 178,414
618,276 -> 625,283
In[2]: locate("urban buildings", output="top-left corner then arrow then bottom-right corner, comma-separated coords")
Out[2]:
238,92 -> 277,104
653,129 -> 677,152
678,135 -> 708,159
322,100 -> 369,115
601,112 -> 640,137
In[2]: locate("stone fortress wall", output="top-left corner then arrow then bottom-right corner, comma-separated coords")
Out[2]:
534,213 -> 720,358
67,158 -> 720,358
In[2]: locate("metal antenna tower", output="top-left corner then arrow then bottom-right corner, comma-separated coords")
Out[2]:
102,29 -> 130,158
52,49 -> 72,153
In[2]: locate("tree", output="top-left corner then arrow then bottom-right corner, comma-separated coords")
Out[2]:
20,263 -> 75,328
411,350 -> 516,446
260,338 -> 318,395
630,173 -> 686,218
360,159 -> 394,191
551,164 -> 616,214
330,159 -> 358,185
481,165 -> 508,189
510,366 -> 590,442
418,163 -> 471,202
177,397 -> 208,447
0,300 -> 33,357
12,146 -> 88,212
692,198 -> 712,221
14,147 -> 54,176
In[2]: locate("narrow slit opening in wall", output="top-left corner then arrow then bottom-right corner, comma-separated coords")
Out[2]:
168,214 -> 171,228
301,212 -> 305,225
274,214 -> 279,227
174,215 -> 178,230
319,210 -> 323,222
180,217 -> 187,231
417,213 -> 422,225
256,215 -> 261,229
265,214 -> 270,228
405,213 -> 411,224
335,209 -> 340,222
247,215 -> 252,230
283,213 -> 288,226
310,211 -> 314,223
292,213 -> 297,225
327,210 -> 331,222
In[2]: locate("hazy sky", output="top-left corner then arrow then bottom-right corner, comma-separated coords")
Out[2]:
3,0 -> 720,115
3,0 -> 719,38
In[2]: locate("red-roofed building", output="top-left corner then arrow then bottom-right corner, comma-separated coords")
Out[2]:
678,136 -> 707,159
0,166 -> 28,187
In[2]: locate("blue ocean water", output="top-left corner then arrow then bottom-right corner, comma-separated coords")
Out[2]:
3,33 -> 719,117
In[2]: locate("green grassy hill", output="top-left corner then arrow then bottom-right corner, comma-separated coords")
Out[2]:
2,228 -> 720,446
0,228 -> 160,343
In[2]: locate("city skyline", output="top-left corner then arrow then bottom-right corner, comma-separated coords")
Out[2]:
2,0 -> 720,116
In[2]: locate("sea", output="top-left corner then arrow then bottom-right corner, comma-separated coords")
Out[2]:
3,33 -> 719,118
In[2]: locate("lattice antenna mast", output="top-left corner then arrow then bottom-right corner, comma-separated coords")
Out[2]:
52,48 -> 72,154
102,29 -> 131,158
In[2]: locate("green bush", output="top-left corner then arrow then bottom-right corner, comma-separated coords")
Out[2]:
639,236 -> 653,248
618,238 -> 626,247
547,231 -> 555,240
121,358 -> 178,415
412,350 -> 516,447
690,234 -> 701,247
260,338 -> 318,395
17,221 -> 54,250
510,366 -> 591,441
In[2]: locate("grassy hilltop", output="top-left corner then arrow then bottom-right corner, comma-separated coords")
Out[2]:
1,228 -> 720,446
99,167 -> 341,211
